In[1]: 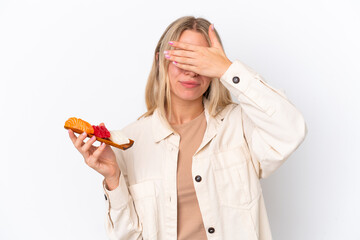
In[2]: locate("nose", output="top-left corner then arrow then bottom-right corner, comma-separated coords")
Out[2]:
184,70 -> 199,77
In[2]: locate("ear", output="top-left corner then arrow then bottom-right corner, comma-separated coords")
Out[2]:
156,52 -> 159,61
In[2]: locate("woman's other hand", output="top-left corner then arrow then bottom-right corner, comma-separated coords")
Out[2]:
68,123 -> 120,190
165,24 -> 232,79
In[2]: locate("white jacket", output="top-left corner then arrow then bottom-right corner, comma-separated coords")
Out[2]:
103,60 -> 307,240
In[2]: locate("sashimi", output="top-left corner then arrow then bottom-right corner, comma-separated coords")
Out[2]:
64,117 -> 134,150
64,117 -> 94,134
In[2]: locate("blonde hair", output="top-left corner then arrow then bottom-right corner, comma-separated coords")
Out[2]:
141,16 -> 232,121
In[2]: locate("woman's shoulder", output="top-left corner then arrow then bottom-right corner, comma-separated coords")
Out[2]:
217,102 -> 241,119
121,114 -> 153,136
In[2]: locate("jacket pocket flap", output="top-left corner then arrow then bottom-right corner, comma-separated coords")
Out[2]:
212,144 -> 248,170
129,181 -> 157,201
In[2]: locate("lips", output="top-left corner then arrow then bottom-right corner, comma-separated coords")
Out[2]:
179,81 -> 200,88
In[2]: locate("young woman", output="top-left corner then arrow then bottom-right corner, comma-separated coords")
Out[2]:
68,16 -> 307,240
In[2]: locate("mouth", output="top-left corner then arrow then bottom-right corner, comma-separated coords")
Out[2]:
179,81 -> 200,88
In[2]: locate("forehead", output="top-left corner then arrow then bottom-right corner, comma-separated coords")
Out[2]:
177,30 -> 209,48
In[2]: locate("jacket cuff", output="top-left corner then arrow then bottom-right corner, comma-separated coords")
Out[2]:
220,60 -> 284,117
220,60 -> 256,94
103,173 -> 130,210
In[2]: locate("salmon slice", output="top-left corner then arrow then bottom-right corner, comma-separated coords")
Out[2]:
64,117 -> 94,134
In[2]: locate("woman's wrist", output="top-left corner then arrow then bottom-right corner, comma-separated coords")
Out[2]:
104,172 -> 120,191
218,59 -> 232,78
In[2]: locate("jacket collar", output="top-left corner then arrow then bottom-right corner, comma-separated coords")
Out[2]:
195,99 -> 232,154
152,108 -> 173,143
152,98 -> 232,144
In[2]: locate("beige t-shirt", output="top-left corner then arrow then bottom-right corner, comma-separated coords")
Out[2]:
171,111 -> 207,240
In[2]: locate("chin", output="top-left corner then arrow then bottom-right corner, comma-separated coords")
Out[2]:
173,91 -> 204,102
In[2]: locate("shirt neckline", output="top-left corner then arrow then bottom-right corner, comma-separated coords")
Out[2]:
170,110 -> 205,128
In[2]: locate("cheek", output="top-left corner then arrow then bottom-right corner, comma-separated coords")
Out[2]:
203,78 -> 212,88
168,63 -> 182,79
168,64 -> 181,91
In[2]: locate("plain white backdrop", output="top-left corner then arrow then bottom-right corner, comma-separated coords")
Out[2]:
1,0 -> 359,239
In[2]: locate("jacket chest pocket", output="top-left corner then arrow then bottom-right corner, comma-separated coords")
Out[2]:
212,145 -> 261,209
129,181 -> 159,240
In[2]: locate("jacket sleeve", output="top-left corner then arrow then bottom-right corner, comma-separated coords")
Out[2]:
103,147 -> 142,240
220,60 -> 307,179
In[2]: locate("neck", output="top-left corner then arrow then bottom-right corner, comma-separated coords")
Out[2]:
168,96 -> 204,125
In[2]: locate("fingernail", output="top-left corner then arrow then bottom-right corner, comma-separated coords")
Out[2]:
91,136 -> 96,140
173,61 -> 177,65
82,132 -> 87,136
165,54 -> 170,59
212,24 -> 215,30
168,41 -> 173,45
163,50 -> 169,54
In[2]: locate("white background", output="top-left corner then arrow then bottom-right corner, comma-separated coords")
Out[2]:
1,0 -> 359,239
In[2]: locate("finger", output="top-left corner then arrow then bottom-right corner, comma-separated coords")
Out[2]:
93,142 -> 106,158
208,24 -> 222,49
165,49 -> 196,59
172,61 -> 198,73
87,143 -> 107,166
68,129 -> 77,144
169,41 -> 199,51
74,131 -> 88,149
165,55 -> 196,66
81,135 -> 97,154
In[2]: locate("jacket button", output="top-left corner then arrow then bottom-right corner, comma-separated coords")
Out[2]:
104,194 -> 108,201
208,227 -> 215,234
232,76 -> 240,84
195,175 -> 202,182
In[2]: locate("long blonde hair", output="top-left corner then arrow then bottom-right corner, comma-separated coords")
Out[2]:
141,16 -> 232,121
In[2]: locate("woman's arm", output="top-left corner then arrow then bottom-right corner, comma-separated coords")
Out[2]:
68,128 -> 143,239
103,173 -> 143,240
220,60 -> 307,178
103,147 -> 143,240
164,24 -> 307,179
